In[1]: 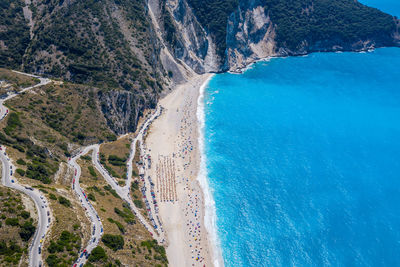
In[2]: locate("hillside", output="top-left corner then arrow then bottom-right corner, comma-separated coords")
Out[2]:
264,0 -> 399,53
0,1 -> 399,266
1,0 -> 399,124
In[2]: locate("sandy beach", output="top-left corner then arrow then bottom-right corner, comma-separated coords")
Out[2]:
146,73 -> 215,266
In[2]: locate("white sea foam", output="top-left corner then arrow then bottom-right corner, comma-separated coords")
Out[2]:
196,74 -> 224,267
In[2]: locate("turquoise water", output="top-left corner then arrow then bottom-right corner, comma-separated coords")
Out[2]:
203,3 -> 400,266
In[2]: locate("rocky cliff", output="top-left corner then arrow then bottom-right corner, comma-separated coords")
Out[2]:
1,0 -> 399,134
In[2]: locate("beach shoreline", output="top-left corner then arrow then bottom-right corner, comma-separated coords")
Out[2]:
146,73 -> 220,266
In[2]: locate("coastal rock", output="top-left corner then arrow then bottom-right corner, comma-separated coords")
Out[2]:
225,2 -> 277,72
148,0 -> 220,74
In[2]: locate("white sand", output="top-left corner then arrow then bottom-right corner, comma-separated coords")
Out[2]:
146,74 -> 213,266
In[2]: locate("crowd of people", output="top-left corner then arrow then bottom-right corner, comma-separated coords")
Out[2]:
175,98 -> 207,265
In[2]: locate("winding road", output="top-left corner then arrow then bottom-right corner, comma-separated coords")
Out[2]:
0,71 -> 165,266
0,72 -> 52,267
69,107 -> 163,265
69,148 -> 103,267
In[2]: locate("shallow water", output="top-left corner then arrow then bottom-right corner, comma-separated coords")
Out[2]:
203,6 -> 400,264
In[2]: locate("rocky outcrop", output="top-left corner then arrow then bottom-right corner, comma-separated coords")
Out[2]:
160,0 -> 400,73
224,1 -> 277,72
148,0 -> 220,75
97,90 -> 157,135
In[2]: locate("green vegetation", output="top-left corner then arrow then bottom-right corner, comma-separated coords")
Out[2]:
101,234 -> 124,251
107,218 -> 125,234
88,246 -> 107,263
187,0 -> 238,60
114,205 -> 135,224
0,187 -> 36,264
19,220 -> 35,241
16,158 -> 26,165
25,161 -> 51,184
16,169 -> 25,176
133,199 -> 143,209
19,211 -> 30,219
131,181 -> 139,191
47,231 -> 80,253
105,134 -> 117,142
58,196 -> 71,207
264,0 -> 397,51
81,155 -> 92,161
46,231 -> 81,266
0,0 -> 30,68
4,113 -> 23,136
140,239 -> 168,264
88,185 -> 105,196
49,193 -> 57,200
19,0 -> 162,94
103,185 -> 120,199
88,193 -> 96,202
0,241 -> 23,265
88,166 -> 97,178
5,218 -> 19,226
100,153 -> 120,178
108,155 -> 126,166
0,128 -> 56,184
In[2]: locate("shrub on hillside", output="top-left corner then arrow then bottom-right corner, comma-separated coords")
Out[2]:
5,218 -> 19,226
58,196 -> 71,207
101,234 -> 124,251
19,220 -> 35,241
88,246 -> 107,262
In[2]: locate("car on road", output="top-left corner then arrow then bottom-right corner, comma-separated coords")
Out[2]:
11,180 -> 14,183
38,247 -> 41,254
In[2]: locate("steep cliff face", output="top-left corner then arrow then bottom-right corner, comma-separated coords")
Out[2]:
97,89 -> 158,135
148,0 -> 220,74
224,1 -> 277,71
182,0 -> 400,72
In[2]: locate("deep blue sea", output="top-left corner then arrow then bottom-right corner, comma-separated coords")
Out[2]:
202,2 -> 400,266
